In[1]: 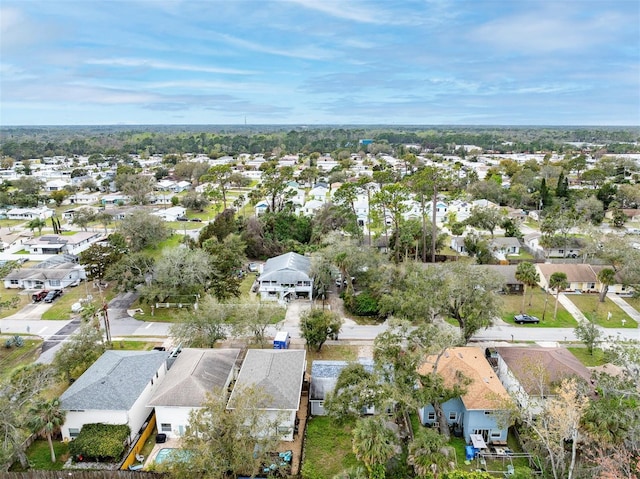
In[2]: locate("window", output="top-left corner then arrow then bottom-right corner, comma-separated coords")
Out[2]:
317,401 -> 324,408
588,283 -> 595,289
449,412 -> 457,421
161,423 -> 172,432
558,250 -> 564,254
427,412 -> 436,421
490,430 -> 501,439
50,280 -> 61,286
10,280 -> 19,285
484,411 -> 493,416
69,428 -> 80,439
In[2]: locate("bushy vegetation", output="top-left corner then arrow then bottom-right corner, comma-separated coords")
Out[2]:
69,423 -> 130,461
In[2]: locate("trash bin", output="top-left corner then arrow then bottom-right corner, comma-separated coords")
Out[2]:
465,445 -> 476,460
155,433 -> 167,443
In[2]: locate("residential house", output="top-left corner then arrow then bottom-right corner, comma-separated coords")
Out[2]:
523,232 -> 543,254
227,349 -> 306,442
308,185 -> 329,202
258,252 -> 313,302
254,200 -> 269,216
309,359 -> 375,416
152,206 -> 186,222
3,257 -> 86,289
6,207 -> 54,221
490,237 -> 521,261
546,237 -> 584,258
101,193 -> 129,205
60,350 -> 168,441
62,206 -> 100,221
536,263 -> 597,293
300,199 -> 324,217
44,179 -> 70,191
494,347 -> 591,415
476,265 -> 524,294
450,236 -> 467,254
417,347 -> 512,444
148,348 -> 240,438
23,231 -> 102,256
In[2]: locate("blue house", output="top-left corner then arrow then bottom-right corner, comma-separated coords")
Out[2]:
417,347 -> 512,445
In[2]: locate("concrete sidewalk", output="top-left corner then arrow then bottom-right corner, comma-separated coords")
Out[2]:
607,294 -> 640,325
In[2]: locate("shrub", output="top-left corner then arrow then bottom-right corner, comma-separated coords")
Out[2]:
69,423 -> 130,461
343,291 -> 380,317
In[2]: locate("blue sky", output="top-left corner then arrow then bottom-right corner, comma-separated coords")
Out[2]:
1,0 -> 639,126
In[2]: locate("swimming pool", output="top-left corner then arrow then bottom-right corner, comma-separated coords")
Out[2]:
154,448 -> 176,464
154,448 -> 192,464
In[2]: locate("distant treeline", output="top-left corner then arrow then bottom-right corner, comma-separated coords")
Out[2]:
0,125 -> 639,160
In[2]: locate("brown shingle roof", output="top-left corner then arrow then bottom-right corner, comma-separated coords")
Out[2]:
418,347 -> 511,411
495,347 -> 591,396
537,263 -> 597,283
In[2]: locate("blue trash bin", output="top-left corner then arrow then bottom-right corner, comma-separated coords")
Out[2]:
465,445 -> 476,460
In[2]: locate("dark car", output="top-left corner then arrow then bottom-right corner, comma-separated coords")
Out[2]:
44,289 -> 63,303
514,314 -> 540,324
176,216 -> 189,222
32,290 -> 49,302
190,218 -> 202,222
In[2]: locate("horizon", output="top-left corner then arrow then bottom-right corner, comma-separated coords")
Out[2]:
1,1 -> 639,126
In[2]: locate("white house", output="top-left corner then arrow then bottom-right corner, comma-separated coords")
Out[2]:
300,199 -> 325,217
309,359 -> 375,416
3,258 -> 86,289
227,349 -> 306,442
308,185 -> 329,202
23,231 -> 102,255
152,206 -> 186,222
148,348 -> 240,438
6,207 -> 54,221
254,200 -> 269,216
60,350 -> 169,441
494,347 -> 591,416
44,179 -> 70,191
258,252 -> 313,302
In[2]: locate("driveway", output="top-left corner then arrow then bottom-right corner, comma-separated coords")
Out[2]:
557,293 -> 588,323
607,294 -> 640,325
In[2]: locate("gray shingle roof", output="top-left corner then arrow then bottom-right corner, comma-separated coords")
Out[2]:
148,348 -> 240,407
310,359 -> 374,401
60,350 -> 167,411
228,349 -> 306,411
259,252 -> 311,283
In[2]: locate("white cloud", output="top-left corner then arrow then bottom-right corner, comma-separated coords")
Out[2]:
85,58 -> 256,75
284,0 -> 408,25
216,33 -> 334,61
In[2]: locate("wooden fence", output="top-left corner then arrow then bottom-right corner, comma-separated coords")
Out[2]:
5,472 -> 166,479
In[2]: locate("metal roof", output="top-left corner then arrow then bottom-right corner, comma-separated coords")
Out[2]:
259,252 -> 311,283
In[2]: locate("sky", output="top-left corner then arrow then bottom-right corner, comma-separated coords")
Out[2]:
0,0 -> 639,126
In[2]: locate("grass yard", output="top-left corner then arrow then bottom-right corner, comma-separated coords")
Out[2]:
500,289 -> 577,327
305,345 -> 359,374
0,287 -> 30,319
621,295 -> 640,313
166,220 -> 203,231
109,339 -> 164,351
567,346 -> 607,367
143,233 -> 185,259
0,338 -> 42,382
567,294 -> 637,328
41,282 -> 116,320
302,416 -> 359,479
10,439 -> 70,471
129,299 -> 192,323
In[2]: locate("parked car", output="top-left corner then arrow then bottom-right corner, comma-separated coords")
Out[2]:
247,262 -> 259,273
514,314 -> 540,324
44,289 -> 63,303
190,218 -> 202,222
32,290 -> 49,302
176,216 -> 189,222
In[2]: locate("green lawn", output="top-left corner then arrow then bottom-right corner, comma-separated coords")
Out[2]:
109,340 -> 164,350
129,299 -> 192,323
501,289 -> 577,327
10,439 -> 69,471
566,294 -> 637,328
143,233 -> 185,259
0,219 -> 27,228
567,346 -> 607,367
165,220 -> 203,231
0,287 -> 31,319
302,416 -> 359,479
40,287 -> 88,320
305,345 -> 358,374
622,295 -> 640,313
0,338 -> 42,382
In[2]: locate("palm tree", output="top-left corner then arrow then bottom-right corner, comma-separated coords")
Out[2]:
515,262 -> 540,313
352,417 -> 398,479
27,398 -> 66,463
597,267 -> 616,303
549,272 -> 569,321
27,217 -> 47,236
